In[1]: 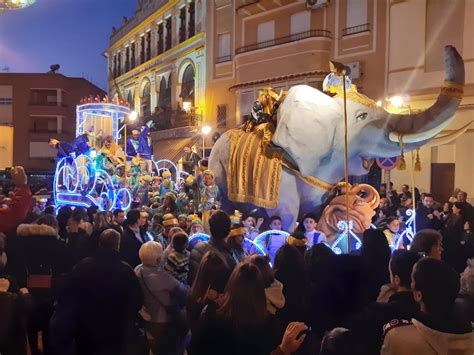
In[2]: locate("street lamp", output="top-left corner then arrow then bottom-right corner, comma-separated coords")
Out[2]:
124,111 -> 137,158
201,125 -> 211,158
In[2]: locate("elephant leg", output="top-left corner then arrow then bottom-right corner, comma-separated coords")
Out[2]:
265,170 -> 300,232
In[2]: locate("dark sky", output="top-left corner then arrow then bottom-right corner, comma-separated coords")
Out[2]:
0,0 -> 136,91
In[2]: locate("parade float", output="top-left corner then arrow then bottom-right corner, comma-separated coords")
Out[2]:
52,96 -> 188,212
209,45 -> 467,253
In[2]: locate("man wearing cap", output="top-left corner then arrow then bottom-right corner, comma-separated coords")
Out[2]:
126,129 -> 141,160
156,213 -> 179,249
182,146 -> 201,174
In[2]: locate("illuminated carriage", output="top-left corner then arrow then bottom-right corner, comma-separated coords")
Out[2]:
53,99 -> 191,211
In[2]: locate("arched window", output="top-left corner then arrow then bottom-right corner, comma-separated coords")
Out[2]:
180,64 -> 195,106
127,91 -> 134,110
140,80 -> 151,117
158,75 -> 171,109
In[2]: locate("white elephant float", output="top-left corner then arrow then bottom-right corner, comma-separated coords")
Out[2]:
209,46 -> 465,231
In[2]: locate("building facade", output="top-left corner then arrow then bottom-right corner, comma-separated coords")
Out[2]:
0,73 -> 105,172
108,0 -> 472,201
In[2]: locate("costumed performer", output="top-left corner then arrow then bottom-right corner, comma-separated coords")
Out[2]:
197,169 -> 220,233
243,87 -> 286,132
159,170 -> 175,197
137,124 -> 153,173
97,135 -> 125,175
181,146 -> 201,174
125,129 -> 141,160
132,175 -> 152,207
228,223 -> 249,264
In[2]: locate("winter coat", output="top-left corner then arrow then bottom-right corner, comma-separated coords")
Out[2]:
0,291 -> 31,355
120,226 -> 147,269
135,264 -> 190,323
381,315 -> 474,355
189,238 -> 236,285
50,248 -> 142,355
0,185 -> 31,234
265,280 -> 285,315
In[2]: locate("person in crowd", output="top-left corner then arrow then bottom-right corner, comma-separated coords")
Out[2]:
456,258 -> 474,322
189,218 -> 204,236
64,214 -> 89,264
186,251 -> 230,333
449,188 -> 462,203
177,214 -> 188,231
272,322 -> 308,355
0,166 -> 32,234
50,229 -> 142,355
71,207 -> 93,236
182,146 -> 201,175
360,229 -> 392,302
158,192 -> 179,216
286,231 -> 308,256
440,202 -> 453,222
381,258 -> 473,354
415,194 -> 443,231
86,206 -> 99,225
132,175 -> 152,207
189,262 -> 280,355
262,216 -> 287,264
249,254 -> 285,316
462,221 -> 473,245
112,208 -> 126,231
346,250 -> 422,355
135,241 -> 190,355
305,243 -> 334,287
382,217 -> 403,250
56,206 -> 72,241
274,244 -> 309,332
457,190 -> 474,223
379,183 -> 387,199
320,327 -> 364,355
241,212 -> 263,241
163,232 -> 190,284
155,213 -> 179,250
410,229 -> 443,260
189,210 -> 236,285
227,223 -> 249,264
298,212 -> 326,248
120,209 -> 148,268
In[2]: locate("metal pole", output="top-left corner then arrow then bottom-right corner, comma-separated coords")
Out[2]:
342,73 -> 350,253
202,133 -> 205,159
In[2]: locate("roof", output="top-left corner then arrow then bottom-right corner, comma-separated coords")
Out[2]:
229,70 -> 329,91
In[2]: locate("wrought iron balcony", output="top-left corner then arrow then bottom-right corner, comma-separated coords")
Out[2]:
342,23 -> 370,36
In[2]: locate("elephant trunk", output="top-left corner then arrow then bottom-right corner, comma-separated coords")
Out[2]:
387,45 -> 464,145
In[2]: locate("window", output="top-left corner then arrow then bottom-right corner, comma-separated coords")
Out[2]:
131,42 -> 136,68
217,105 -> 227,128
157,23 -> 164,55
290,11 -> 310,35
257,21 -> 275,47
346,0 -> 367,29
179,7 -> 186,43
30,89 -> 57,105
125,47 -> 130,72
141,81 -> 151,117
165,17 -> 172,50
146,31 -> 151,61
217,33 -> 231,62
117,52 -> 121,76
31,116 -> 59,133
240,91 -> 255,123
0,98 -> 12,105
188,1 -> 195,38
180,64 -> 195,106
140,36 -> 145,64
29,142 -> 56,158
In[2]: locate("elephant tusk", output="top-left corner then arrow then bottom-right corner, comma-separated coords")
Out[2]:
424,120 -> 473,148
388,116 -> 455,144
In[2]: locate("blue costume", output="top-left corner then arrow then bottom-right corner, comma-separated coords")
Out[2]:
126,136 -> 140,159
137,127 -> 153,160
72,134 -> 90,156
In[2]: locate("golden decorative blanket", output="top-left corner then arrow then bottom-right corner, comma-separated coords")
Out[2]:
227,124 -> 284,209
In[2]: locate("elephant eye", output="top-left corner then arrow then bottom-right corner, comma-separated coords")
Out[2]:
356,112 -> 368,121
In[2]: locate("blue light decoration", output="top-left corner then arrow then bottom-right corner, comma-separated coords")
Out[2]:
326,220 -> 362,255
399,208 -> 416,245
253,230 -> 290,254
188,233 -> 267,257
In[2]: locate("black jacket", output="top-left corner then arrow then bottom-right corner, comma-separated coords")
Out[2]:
415,205 -> 443,231
120,226 -> 147,269
346,291 -> 420,355
50,248 -> 143,355
189,238 -> 236,285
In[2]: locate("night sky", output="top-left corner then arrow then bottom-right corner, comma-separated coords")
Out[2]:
0,0 -> 136,91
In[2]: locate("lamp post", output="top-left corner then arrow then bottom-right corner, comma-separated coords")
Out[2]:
201,125 -> 211,158
124,111 -> 137,159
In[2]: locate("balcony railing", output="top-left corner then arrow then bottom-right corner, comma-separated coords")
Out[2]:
342,23 -> 370,36
145,109 -> 197,132
216,55 -> 232,64
236,29 -> 331,55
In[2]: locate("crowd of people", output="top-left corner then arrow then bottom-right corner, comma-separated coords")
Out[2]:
0,165 -> 473,355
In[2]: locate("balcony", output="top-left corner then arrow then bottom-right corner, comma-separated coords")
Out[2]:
236,29 -> 331,55
216,55 -> 232,64
145,108 -> 197,132
342,23 -> 370,37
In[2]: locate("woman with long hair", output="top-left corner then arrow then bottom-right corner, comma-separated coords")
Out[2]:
189,262 -> 280,355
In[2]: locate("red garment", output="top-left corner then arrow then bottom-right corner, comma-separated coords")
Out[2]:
0,185 -> 32,233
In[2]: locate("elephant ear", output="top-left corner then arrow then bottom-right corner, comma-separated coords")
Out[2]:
272,85 -> 340,177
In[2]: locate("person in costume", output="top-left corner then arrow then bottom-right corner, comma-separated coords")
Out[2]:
49,133 -> 91,159
181,146 -> 201,174
129,155 -> 142,187
242,212 -> 263,241
49,138 -> 74,160
189,217 -> 204,236
97,135 -> 125,175
263,215 -> 287,264
125,129 -> 141,160
228,223 -> 249,264
132,175 -> 152,207
243,87 -> 286,132
157,192 -> 179,216
197,169 -> 220,232
137,125 -> 153,173
159,170 -> 175,197
383,216 -> 404,250
298,212 -> 327,248
286,231 -> 308,256
155,213 -> 179,249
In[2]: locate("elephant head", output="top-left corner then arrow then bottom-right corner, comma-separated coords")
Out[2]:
272,46 -> 464,182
